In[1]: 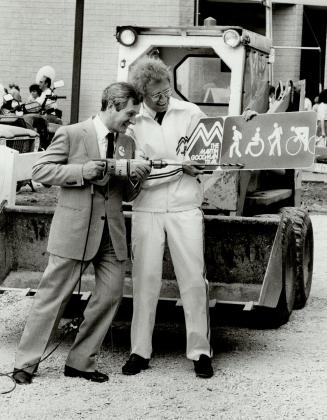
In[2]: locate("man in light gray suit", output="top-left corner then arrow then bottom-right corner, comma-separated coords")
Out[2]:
13,82 -> 150,385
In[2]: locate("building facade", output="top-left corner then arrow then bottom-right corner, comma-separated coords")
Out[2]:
0,0 -> 326,123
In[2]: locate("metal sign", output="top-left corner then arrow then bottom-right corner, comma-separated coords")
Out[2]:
186,111 -> 317,170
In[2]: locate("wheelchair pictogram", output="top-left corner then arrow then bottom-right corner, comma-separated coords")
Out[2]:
245,127 -> 264,157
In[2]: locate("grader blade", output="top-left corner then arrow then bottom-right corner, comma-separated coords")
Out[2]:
124,213 -> 297,326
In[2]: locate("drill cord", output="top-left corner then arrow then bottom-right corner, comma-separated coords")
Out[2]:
1,317 -> 83,395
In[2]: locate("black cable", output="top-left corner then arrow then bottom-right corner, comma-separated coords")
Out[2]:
77,183 -> 94,296
1,317 -> 82,395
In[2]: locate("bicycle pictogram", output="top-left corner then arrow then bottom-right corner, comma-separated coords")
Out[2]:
286,126 -> 315,156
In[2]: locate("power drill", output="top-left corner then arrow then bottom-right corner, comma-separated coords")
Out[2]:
91,158 -> 169,186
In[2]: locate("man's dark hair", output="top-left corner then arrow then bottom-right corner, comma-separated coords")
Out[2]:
29,84 -> 42,95
44,77 -> 51,88
101,82 -> 140,112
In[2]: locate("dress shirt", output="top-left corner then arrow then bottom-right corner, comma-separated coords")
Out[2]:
93,114 -> 111,159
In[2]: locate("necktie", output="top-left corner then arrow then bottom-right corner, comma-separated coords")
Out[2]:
98,132 -> 115,197
155,111 -> 166,125
106,132 -> 115,158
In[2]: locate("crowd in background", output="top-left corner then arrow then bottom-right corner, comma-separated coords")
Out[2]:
1,79 -> 327,146
0,82 -> 42,109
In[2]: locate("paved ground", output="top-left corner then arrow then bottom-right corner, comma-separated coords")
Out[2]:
0,214 -> 327,419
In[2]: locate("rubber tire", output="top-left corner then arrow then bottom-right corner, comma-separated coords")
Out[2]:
280,207 -> 314,309
256,216 -> 297,328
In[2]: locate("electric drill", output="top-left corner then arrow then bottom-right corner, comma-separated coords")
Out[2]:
91,158 -> 169,186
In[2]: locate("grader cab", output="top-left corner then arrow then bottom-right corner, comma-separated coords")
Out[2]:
115,22 -> 316,326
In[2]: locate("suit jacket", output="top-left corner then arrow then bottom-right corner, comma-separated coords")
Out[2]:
32,117 -> 138,261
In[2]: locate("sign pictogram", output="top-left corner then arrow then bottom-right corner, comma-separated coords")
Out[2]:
186,112 -> 317,170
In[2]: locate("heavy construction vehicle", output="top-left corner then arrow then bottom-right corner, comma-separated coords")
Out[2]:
113,20 -> 316,327
0,18 -> 316,329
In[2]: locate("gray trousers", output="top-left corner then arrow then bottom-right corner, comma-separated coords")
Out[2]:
14,227 -> 126,374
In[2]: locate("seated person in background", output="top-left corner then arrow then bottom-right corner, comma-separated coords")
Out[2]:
317,89 -> 327,144
312,96 -> 319,113
36,76 -> 55,108
0,83 -> 5,109
268,85 -> 276,109
304,97 -> 312,111
27,84 -> 42,103
8,83 -> 22,102
36,75 -> 59,122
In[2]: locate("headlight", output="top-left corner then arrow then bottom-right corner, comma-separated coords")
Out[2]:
223,30 -> 241,48
116,27 -> 138,47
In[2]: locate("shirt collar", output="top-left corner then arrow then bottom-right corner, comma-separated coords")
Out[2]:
93,114 -> 109,141
139,97 -> 184,119
142,102 -> 157,119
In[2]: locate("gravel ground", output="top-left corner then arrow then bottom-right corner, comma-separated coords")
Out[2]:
1,182 -> 327,419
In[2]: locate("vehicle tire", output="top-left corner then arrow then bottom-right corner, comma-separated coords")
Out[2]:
256,216 -> 297,328
280,207 -> 314,309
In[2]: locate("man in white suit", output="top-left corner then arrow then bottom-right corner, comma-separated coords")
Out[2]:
13,82 -> 150,385
122,57 -> 213,379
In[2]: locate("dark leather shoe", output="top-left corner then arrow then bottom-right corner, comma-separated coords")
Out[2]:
193,355 -> 213,378
64,365 -> 108,382
122,353 -> 149,375
13,369 -> 33,385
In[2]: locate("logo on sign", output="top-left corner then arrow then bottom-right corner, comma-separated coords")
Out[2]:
186,119 -> 224,165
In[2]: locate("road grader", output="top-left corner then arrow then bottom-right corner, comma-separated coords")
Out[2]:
0,19 -> 316,328
114,20 -> 316,327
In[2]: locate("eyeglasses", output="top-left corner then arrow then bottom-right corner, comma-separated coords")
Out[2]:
148,88 -> 172,101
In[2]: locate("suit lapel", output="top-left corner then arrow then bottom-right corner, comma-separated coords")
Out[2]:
82,117 -> 101,160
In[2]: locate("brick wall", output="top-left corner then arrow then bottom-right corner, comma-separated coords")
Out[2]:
0,0 -> 188,124
272,3 -> 304,86
179,0 -> 195,26
1,1 -> 312,124
0,0 -> 75,124
79,0 -> 184,121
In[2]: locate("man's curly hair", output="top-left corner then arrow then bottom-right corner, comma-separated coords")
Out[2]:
129,56 -> 171,97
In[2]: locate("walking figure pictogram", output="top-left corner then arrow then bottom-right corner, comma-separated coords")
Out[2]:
229,125 -> 242,158
268,123 -> 283,156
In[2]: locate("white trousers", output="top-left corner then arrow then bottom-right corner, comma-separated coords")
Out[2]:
131,208 -> 211,360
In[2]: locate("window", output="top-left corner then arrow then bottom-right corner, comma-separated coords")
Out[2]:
175,55 -> 231,105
